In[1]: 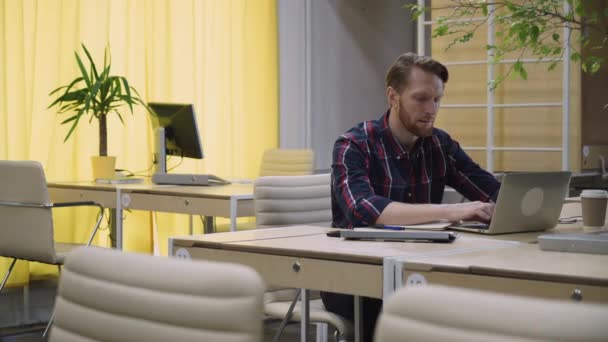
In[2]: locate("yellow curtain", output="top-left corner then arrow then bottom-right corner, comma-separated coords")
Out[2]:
0,0 -> 278,286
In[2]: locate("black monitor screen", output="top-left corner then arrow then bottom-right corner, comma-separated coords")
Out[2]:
148,103 -> 203,159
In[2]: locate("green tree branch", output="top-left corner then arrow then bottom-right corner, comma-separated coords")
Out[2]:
406,0 -> 608,89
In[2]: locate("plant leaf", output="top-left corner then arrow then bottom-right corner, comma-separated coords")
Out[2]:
57,89 -> 87,102
529,25 -> 539,44
99,66 -> 112,100
548,61 -> 558,71
63,109 -> 84,142
81,43 -> 99,80
60,113 -> 81,125
520,66 -> 528,80
115,110 -> 125,124
570,52 -> 581,62
119,77 -> 134,113
513,60 -> 522,73
552,32 -> 560,42
49,85 -> 68,97
74,52 -> 92,89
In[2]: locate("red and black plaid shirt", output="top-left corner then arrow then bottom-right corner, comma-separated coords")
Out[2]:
331,111 -> 500,228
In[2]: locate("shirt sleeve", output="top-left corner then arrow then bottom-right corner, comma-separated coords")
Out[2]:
331,136 -> 393,227
445,136 -> 501,202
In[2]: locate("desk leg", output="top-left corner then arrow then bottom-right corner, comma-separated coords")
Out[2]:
203,216 -> 215,234
110,208 -> 123,250
111,189 -> 123,250
301,288 -> 310,342
23,284 -> 30,322
383,257 -> 400,299
354,295 -> 363,342
230,197 -> 237,232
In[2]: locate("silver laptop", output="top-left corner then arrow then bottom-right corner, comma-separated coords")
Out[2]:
451,172 -> 571,234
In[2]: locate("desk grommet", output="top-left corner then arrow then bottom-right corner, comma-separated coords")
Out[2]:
571,288 -> 583,301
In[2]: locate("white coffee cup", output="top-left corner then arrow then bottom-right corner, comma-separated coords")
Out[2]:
580,189 -> 608,229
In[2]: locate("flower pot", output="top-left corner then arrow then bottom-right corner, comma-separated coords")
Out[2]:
91,156 -> 116,180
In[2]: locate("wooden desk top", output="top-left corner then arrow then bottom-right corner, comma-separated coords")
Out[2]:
48,180 -> 149,191
48,181 -> 253,199
403,243 -> 608,286
172,226 -> 332,248
125,183 -> 253,199
173,225 -> 519,265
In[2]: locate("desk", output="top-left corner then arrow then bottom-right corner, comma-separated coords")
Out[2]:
398,201 -> 608,303
400,243 -> 608,303
170,226 -> 518,342
169,204 -> 608,335
48,181 -> 254,249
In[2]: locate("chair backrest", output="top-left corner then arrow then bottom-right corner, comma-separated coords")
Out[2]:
375,285 -> 608,342
254,173 -> 332,228
0,160 -> 56,264
50,247 -> 265,342
259,149 -> 314,176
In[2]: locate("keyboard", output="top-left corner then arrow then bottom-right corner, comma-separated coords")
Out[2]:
152,173 -> 231,186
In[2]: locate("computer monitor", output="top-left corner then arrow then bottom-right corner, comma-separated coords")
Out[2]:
147,102 -> 229,186
148,102 -> 203,160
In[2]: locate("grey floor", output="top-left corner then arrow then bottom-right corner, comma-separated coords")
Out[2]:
0,279 -> 327,342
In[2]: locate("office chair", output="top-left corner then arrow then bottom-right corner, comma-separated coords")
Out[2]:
0,160 -> 104,337
259,149 -> 314,176
374,285 -> 608,342
210,148 -> 315,233
254,173 -> 352,342
49,246 -> 265,342
254,173 -> 332,229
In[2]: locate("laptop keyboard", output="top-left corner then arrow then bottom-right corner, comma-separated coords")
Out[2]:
455,221 -> 490,229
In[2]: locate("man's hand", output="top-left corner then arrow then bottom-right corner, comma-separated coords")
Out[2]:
446,201 -> 495,223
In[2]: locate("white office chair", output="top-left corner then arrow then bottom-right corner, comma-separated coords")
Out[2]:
254,174 -> 352,342
0,160 -> 104,337
375,285 -> 608,342
255,173 -> 332,229
259,149 -> 315,176
211,149 -> 315,233
49,246 -> 265,341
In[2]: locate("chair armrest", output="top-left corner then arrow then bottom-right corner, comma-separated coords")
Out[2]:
51,201 -> 105,246
227,178 -> 254,184
51,201 -> 100,208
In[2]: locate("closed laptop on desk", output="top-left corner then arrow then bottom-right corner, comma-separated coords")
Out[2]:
451,172 -> 571,234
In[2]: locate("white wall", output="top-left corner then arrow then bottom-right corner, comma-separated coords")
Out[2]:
278,0 -> 415,171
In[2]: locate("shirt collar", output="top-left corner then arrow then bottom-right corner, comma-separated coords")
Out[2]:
379,110 -> 416,159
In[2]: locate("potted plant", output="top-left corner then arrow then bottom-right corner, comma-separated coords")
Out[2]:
49,43 -> 147,179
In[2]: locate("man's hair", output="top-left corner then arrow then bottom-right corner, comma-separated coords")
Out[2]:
385,52 -> 449,91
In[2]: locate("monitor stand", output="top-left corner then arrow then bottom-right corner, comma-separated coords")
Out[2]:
152,127 -> 230,186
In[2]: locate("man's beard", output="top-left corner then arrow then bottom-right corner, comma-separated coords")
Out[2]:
399,109 -> 434,137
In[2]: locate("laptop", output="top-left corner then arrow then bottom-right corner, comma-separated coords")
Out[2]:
451,172 -> 571,234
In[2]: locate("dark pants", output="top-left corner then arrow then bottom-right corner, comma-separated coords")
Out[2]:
320,291 -> 383,342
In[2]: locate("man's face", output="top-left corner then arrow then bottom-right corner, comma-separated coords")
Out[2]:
390,67 -> 444,137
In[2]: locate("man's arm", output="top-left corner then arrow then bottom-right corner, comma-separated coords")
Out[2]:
332,137 -> 392,227
375,201 -> 495,225
445,136 -> 500,202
